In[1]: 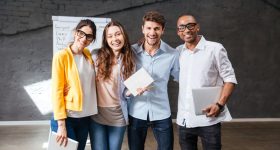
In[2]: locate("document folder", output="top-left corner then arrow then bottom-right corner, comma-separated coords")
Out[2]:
124,67 -> 154,96
48,131 -> 78,150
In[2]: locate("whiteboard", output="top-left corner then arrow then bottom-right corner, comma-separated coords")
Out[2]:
52,16 -> 111,54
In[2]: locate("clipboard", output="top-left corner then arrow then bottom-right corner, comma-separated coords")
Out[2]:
192,86 -> 222,115
48,131 -> 79,150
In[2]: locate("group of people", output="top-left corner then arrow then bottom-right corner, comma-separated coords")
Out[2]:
51,11 -> 237,150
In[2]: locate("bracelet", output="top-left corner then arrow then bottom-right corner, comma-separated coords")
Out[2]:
215,102 -> 225,112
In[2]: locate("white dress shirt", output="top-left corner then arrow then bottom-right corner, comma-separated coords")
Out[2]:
176,36 -> 237,128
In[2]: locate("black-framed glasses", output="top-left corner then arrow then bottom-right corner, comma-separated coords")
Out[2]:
77,30 -> 94,41
177,23 -> 197,32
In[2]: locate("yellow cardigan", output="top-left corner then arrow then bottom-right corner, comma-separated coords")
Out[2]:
51,46 -> 94,120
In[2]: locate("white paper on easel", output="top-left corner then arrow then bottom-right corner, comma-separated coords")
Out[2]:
124,67 -> 154,96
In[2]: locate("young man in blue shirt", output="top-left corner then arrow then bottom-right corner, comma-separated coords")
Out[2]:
127,11 -> 180,150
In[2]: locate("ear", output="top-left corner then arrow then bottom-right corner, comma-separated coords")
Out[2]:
197,24 -> 200,32
142,25 -> 144,34
177,29 -> 180,36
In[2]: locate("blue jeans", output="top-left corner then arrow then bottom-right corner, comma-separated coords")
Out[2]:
89,119 -> 126,150
128,115 -> 174,150
178,123 -> 221,150
50,116 -> 90,150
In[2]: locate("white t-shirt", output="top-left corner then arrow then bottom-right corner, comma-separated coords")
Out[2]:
67,54 -> 98,118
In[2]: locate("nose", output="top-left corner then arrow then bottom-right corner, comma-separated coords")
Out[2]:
112,35 -> 117,40
112,35 -> 120,42
150,29 -> 156,35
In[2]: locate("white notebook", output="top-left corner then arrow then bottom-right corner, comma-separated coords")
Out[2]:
124,67 -> 154,96
48,131 -> 78,150
192,86 -> 222,115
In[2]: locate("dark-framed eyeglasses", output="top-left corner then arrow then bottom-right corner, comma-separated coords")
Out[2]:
77,30 -> 94,41
177,23 -> 197,32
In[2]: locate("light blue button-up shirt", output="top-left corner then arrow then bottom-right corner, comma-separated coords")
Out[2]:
128,40 -> 180,121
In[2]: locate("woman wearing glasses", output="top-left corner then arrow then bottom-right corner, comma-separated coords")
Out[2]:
51,19 -> 98,150
89,20 -> 135,150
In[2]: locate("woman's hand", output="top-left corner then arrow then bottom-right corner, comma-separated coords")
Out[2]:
56,119 -> 68,147
125,90 -> 132,97
136,85 -> 153,96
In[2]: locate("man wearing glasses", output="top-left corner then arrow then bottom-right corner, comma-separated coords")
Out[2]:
175,15 -> 237,150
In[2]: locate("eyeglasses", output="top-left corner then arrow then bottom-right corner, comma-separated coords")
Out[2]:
77,30 -> 94,41
177,23 -> 197,32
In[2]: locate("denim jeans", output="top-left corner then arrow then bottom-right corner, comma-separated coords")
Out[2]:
89,119 -> 126,150
50,116 -> 90,150
128,115 -> 174,150
178,123 -> 221,150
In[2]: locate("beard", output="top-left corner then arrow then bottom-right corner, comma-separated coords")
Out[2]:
146,37 -> 160,46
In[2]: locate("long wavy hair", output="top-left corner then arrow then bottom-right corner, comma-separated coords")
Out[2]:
96,20 -> 135,81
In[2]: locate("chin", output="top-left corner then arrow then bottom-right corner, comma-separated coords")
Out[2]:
147,40 -> 158,46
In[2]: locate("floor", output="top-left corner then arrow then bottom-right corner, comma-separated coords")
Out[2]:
0,122 -> 279,150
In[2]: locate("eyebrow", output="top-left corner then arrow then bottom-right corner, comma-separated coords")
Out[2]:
179,23 -> 197,25
78,30 -> 93,35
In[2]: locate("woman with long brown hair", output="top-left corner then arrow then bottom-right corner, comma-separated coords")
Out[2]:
89,20 -> 135,150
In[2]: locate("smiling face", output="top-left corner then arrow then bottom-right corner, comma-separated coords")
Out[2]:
106,25 -> 125,55
177,15 -> 200,45
73,25 -> 93,50
142,21 -> 164,48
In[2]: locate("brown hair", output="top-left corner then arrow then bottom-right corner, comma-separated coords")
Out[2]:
75,19 -> 97,41
96,20 -> 135,80
142,11 -> 166,29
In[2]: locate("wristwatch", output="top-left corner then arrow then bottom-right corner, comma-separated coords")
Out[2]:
215,102 -> 225,112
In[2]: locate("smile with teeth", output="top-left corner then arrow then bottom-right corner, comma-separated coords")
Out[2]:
111,41 -> 122,47
184,34 -> 192,38
148,36 -> 157,40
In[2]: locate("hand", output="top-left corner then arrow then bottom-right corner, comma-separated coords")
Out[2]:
125,90 -> 132,97
56,120 -> 68,147
202,103 -> 221,117
64,85 -> 70,96
136,85 -> 153,96
136,88 -> 146,96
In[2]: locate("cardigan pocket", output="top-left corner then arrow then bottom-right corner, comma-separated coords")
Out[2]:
64,90 -> 73,102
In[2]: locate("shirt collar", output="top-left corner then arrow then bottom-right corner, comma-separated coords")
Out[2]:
136,40 -> 167,54
183,35 -> 206,52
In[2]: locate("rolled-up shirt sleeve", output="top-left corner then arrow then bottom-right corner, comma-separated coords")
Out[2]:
215,45 -> 237,84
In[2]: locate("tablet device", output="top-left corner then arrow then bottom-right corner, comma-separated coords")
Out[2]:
48,131 -> 78,150
192,86 -> 222,115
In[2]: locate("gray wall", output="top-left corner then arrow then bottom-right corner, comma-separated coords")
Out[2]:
0,0 -> 279,121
